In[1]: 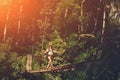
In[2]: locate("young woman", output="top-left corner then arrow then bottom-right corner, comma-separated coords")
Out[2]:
45,44 -> 54,68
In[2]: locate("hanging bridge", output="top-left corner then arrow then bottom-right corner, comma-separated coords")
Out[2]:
26,54 -> 80,73
28,64 -> 76,73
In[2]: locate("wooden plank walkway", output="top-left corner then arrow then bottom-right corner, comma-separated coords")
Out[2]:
26,54 -> 82,73
28,63 -> 77,73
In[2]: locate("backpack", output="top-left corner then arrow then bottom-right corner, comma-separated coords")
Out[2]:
47,48 -> 53,56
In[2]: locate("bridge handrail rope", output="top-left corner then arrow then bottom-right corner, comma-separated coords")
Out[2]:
26,54 -> 83,73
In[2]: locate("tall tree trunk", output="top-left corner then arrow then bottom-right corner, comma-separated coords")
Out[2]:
78,0 -> 86,40
17,0 -> 23,34
101,0 -> 107,43
31,20 -> 35,54
64,7 -> 68,18
41,0 -> 48,50
3,0 -> 12,41
80,0 -> 85,33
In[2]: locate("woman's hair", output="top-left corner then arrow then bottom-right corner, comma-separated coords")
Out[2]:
49,45 -> 52,49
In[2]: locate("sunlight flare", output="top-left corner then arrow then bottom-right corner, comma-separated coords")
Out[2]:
0,0 -> 9,6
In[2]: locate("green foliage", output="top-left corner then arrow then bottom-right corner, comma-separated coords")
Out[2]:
61,70 -> 88,80
0,52 -> 6,63
44,73 -> 62,80
0,38 -> 12,53
46,31 -> 67,67
75,47 -> 97,62
12,55 -> 26,73
0,0 -> 120,80
49,30 -> 67,54
67,33 -> 78,47
55,0 -> 81,37
0,39 -> 27,80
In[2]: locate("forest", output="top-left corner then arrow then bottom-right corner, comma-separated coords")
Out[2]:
0,0 -> 120,80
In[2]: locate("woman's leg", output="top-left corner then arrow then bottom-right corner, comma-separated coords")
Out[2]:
47,56 -> 52,68
50,57 -> 53,68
